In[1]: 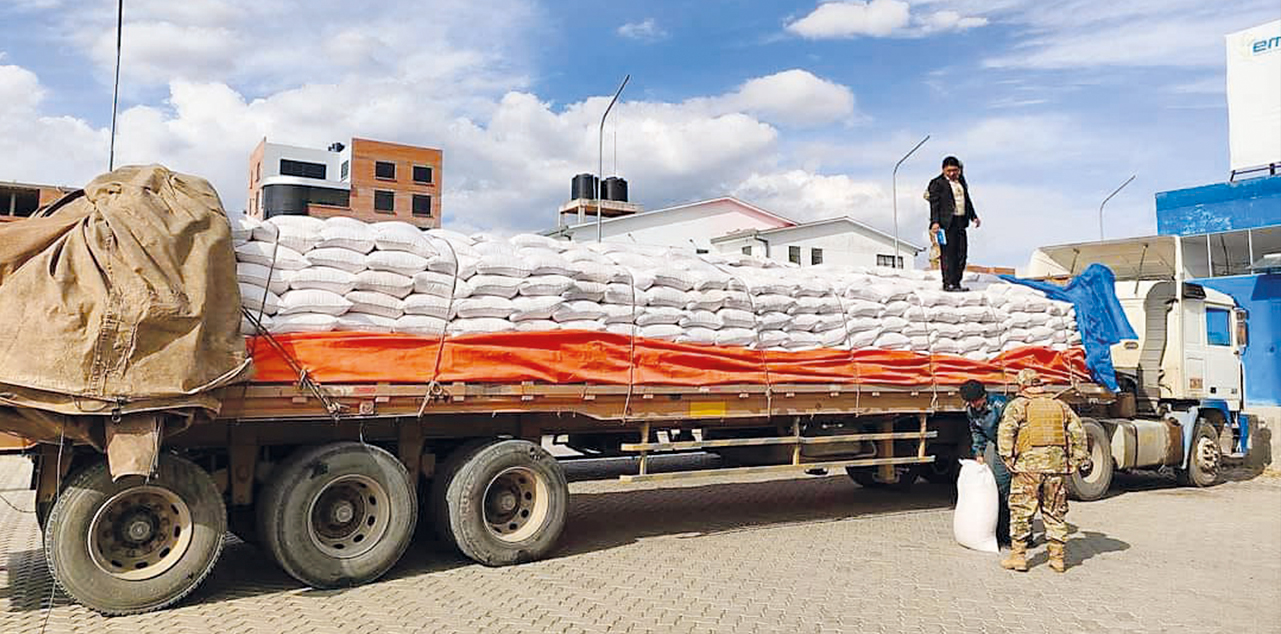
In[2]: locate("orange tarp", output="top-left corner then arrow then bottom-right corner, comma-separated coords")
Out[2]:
248,331 -> 1090,387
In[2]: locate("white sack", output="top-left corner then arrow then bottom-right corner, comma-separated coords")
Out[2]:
318,217 -> 375,254
953,459 -> 999,553
272,312 -> 338,333
239,282 -> 280,315
278,289 -> 351,316
290,267 -> 357,295
367,250 -> 430,276
346,291 -> 405,319
235,241 -> 309,270
237,262 -> 292,294
355,270 -> 414,298
306,247 -> 368,274
337,313 -> 396,332
374,221 -> 437,258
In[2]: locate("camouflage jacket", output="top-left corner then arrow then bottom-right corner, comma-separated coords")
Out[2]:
997,392 -> 1089,474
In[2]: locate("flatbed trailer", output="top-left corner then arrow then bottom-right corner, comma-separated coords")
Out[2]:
23,375 -> 1114,615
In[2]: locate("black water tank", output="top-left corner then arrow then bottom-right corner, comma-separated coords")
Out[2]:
571,173 -> 598,200
602,176 -> 629,202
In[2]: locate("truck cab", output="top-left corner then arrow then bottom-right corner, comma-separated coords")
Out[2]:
1027,236 -> 1255,498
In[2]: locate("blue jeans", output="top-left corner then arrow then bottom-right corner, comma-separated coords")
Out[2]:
983,443 -> 1012,543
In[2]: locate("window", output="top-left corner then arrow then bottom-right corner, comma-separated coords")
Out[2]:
340,160 -> 349,181
788,246 -> 801,264
279,159 -> 327,180
412,165 -> 433,184
876,254 -> 904,269
811,248 -> 824,265
374,190 -> 395,213
741,245 -> 752,256
375,161 -> 396,180
261,184 -> 350,216
1206,307 -> 1232,346
412,194 -> 433,217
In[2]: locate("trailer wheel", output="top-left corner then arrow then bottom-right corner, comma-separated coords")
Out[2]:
1177,422 -> 1221,488
44,455 -> 225,615
441,439 -> 568,566
1068,419 -> 1113,501
257,442 -> 415,588
846,466 -> 917,490
426,439 -> 496,546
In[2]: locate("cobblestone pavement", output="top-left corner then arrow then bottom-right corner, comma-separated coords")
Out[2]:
2,453 -> 1278,634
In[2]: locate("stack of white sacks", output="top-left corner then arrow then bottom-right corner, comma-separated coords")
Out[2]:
231,215 -> 1081,359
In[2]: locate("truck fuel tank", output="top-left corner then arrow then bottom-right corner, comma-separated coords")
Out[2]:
1109,418 -> 1184,469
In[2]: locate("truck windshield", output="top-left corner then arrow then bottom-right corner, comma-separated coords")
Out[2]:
1206,307 -> 1232,346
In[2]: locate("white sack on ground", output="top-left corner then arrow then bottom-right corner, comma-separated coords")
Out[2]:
953,459 -> 999,553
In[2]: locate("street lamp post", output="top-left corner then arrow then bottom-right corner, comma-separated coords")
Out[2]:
892,135 -> 930,267
597,75 -> 630,242
1098,174 -> 1137,240
109,0 -> 124,171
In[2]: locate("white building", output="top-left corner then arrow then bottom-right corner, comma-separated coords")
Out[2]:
545,196 -> 923,269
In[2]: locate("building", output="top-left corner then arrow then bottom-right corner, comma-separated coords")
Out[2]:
247,137 -> 442,228
0,180 -> 75,221
1028,20 -> 1281,457
546,196 -> 924,269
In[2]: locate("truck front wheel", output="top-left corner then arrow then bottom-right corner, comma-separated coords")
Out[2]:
257,442 -> 416,588
1068,419 -> 1114,501
438,439 -> 568,566
1177,422 -> 1221,488
44,454 -> 226,615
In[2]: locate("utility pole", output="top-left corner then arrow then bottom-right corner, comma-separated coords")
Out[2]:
892,135 -> 930,267
1098,174 -> 1136,240
597,75 -> 630,242
109,0 -> 124,171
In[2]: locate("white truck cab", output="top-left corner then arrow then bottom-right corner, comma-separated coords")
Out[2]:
1026,235 -> 1255,499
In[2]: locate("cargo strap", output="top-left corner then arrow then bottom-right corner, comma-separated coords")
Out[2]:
715,267 -> 772,419
828,286 -> 862,412
907,290 -> 940,412
417,235 -> 460,417
242,307 -> 346,421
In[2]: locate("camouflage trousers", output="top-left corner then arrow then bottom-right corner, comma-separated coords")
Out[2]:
1009,472 -> 1069,545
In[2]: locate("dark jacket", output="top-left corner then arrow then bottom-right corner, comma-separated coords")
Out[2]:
928,174 -> 978,229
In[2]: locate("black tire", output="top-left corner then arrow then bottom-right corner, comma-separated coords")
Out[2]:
846,465 -> 917,490
44,454 -> 226,616
1068,419 -> 1114,501
919,453 -> 960,485
1177,421 -> 1221,488
427,439 -> 497,547
440,439 -> 568,566
257,442 -> 416,588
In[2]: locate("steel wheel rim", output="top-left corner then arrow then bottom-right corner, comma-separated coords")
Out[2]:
482,467 -> 550,543
88,486 -> 194,581
306,474 -> 391,559
1079,433 -> 1106,483
1194,436 -> 1220,476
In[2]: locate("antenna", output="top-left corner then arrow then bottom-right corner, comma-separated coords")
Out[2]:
108,0 -> 124,171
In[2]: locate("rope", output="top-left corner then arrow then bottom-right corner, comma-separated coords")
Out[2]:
828,284 -> 862,413
909,290 -> 941,412
417,235 -> 461,417
715,266 -> 772,419
37,422 -> 66,634
241,308 -> 345,421
619,268 -> 640,424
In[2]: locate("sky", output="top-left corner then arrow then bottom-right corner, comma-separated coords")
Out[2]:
1,0 -> 1278,267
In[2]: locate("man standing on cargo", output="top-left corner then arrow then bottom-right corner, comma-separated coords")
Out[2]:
997,369 -> 1090,572
927,156 -> 980,292
960,380 -> 1011,547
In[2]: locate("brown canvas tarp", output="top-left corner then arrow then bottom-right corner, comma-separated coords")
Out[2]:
0,165 -> 251,462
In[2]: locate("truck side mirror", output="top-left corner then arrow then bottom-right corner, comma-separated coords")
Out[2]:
1235,308 -> 1249,347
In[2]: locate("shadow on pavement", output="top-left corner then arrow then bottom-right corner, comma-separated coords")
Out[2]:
1024,527 -> 1131,570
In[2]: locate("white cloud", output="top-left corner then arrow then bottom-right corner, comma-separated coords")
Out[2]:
617,18 -> 668,42
785,0 -> 987,39
980,0 -> 1280,69
0,65 -> 110,186
707,69 -> 857,127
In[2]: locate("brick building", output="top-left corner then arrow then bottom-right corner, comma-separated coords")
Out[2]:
0,180 -> 76,222
247,137 -> 442,228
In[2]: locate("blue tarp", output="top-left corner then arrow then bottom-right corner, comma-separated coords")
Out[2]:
1000,264 -> 1137,391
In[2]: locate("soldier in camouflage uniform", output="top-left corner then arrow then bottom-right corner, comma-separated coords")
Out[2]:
997,369 -> 1090,572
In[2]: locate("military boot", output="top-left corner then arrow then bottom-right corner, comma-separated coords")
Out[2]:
1048,541 -> 1067,573
1001,541 -> 1029,572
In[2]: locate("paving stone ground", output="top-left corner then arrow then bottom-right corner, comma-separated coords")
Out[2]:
2,453 -> 1278,634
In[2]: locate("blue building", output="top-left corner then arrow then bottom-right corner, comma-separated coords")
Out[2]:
1155,174 -> 1281,449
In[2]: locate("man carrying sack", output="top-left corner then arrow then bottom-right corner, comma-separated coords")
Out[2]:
997,369 -> 1091,572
